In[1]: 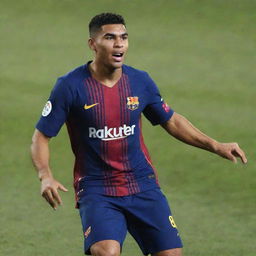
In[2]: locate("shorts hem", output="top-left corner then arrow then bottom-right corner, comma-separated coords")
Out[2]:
84,237 -> 123,255
143,244 -> 183,256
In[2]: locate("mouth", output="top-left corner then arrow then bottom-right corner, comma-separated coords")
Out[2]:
112,52 -> 124,62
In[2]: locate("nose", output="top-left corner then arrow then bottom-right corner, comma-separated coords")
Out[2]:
114,37 -> 123,48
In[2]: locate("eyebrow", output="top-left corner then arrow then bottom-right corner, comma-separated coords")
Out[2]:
104,32 -> 128,37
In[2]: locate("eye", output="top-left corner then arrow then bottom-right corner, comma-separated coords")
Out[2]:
105,35 -> 114,40
122,35 -> 128,40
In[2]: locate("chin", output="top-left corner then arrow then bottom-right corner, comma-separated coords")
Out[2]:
110,62 -> 123,70
115,62 -> 123,68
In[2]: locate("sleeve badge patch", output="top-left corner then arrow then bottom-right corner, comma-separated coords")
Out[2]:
162,102 -> 170,113
42,100 -> 52,117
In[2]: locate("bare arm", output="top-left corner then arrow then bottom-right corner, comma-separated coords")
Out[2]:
31,129 -> 68,209
161,113 -> 247,164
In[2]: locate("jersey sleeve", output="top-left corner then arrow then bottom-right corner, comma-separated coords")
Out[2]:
143,73 -> 174,125
36,77 -> 73,137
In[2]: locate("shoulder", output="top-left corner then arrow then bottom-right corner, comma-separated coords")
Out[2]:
53,64 -> 89,93
59,64 -> 88,84
122,64 -> 150,80
123,65 -> 158,92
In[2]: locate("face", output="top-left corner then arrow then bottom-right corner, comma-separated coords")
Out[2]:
89,24 -> 129,70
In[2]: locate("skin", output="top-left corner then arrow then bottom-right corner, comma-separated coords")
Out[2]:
31,130 -> 68,210
90,240 -> 181,256
88,24 -> 128,87
161,113 -> 247,164
30,23 -> 247,256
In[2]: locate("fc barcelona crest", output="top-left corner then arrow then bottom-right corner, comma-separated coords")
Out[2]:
127,96 -> 139,110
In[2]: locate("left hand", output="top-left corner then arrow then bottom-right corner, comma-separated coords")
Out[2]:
215,142 -> 247,164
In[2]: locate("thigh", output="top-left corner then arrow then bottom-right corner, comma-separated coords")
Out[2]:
126,189 -> 183,255
79,194 -> 127,255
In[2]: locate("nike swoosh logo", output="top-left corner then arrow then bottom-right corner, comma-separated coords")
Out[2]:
84,103 -> 99,110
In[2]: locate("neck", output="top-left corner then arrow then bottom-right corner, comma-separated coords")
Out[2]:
89,60 -> 122,87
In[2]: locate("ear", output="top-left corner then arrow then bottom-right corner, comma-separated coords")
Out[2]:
88,38 -> 96,51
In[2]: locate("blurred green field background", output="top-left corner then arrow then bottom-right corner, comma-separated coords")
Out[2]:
1,0 -> 255,255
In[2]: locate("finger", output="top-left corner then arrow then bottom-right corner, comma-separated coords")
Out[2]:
43,194 -> 56,209
43,190 -> 57,209
233,147 -> 247,164
52,189 -> 62,205
58,183 -> 68,192
226,152 -> 237,163
230,155 -> 237,164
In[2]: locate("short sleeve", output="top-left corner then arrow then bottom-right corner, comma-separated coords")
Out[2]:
143,73 -> 174,125
36,77 -> 73,137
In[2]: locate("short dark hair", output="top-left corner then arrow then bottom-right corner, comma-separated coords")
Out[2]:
89,13 -> 126,37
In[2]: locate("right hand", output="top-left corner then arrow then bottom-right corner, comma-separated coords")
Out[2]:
41,177 -> 68,210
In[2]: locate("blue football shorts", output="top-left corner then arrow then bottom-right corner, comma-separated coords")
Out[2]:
78,188 -> 183,255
